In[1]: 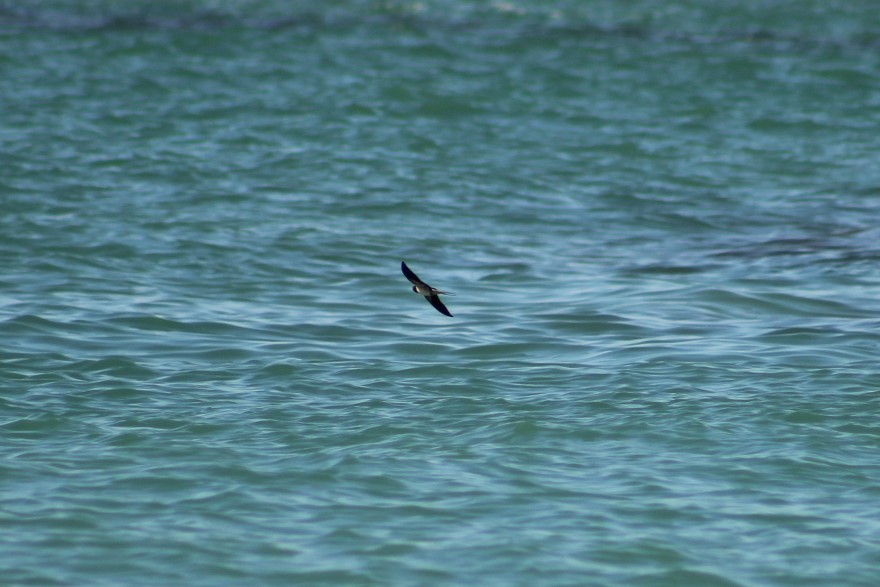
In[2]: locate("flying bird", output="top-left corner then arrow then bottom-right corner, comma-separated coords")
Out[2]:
401,261 -> 454,317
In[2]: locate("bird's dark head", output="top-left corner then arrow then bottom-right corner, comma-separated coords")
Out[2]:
412,286 -> 418,294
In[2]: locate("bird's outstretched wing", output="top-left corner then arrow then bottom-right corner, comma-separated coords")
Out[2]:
427,294 -> 453,317
401,261 -> 422,285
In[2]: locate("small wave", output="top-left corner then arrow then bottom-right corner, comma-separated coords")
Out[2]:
693,288 -> 866,319
632,569 -> 746,587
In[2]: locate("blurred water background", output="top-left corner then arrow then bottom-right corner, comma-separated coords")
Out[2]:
3,1 -> 880,585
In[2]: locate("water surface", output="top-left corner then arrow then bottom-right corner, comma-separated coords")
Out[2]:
3,2 -> 880,585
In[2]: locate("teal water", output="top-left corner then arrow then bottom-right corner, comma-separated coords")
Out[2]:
3,1 -> 880,585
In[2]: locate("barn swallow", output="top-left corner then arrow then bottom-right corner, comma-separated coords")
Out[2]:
401,261 -> 454,317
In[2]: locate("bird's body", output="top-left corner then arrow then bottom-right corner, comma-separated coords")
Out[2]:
401,261 -> 454,317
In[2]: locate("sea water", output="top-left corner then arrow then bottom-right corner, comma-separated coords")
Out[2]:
3,1 -> 880,585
